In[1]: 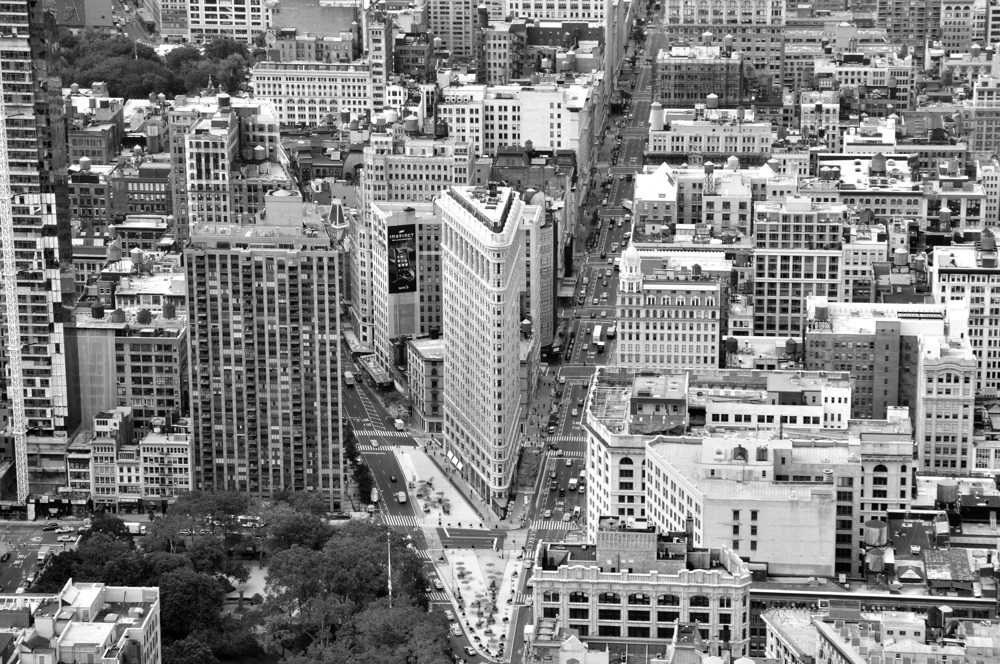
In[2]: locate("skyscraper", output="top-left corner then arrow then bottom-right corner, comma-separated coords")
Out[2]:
0,0 -> 73,501
185,190 -> 346,508
440,185 -> 524,513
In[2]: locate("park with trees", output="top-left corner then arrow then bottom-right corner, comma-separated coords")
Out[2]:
36,482 -> 451,664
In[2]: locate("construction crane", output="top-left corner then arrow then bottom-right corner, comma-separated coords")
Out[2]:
0,72 -> 29,504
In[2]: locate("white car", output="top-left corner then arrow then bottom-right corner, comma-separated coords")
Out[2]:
444,609 -> 455,621
370,439 -> 379,448
57,535 -> 76,543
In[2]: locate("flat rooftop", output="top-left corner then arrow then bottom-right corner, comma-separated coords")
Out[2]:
408,338 -> 445,361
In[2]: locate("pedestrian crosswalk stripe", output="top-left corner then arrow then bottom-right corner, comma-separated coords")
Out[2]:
547,435 -> 585,442
380,514 -> 418,527
354,429 -> 411,438
530,519 -> 580,531
512,592 -> 531,604
427,591 -> 449,602
554,450 -> 585,458
356,445 -> 386,452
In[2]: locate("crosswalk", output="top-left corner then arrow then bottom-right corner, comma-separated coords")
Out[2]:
356,444 -> 386,452
512,592 -> 532,604
426,591 -> 450,602
354,429 -> 411,438
380,514 -> 419,527
530,519 -> 580,531
556,450 -> 585,458
547,435 -> 585,443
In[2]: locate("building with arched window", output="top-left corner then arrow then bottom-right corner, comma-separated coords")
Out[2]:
530,519 -> 751,657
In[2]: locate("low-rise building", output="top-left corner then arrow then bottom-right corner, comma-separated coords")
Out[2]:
67,408 -> 192,514
655,44 -> 749,109
9,579 -> 161,664
530,521 -> 751,657
406,338 -> 444,435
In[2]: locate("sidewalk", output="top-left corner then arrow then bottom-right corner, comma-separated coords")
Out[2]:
396,447 -> 482,528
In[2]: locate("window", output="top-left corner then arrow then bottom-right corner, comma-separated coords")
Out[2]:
599,593 -> 621,604
658,594 -> 680,606
598,609 -> 621,621
689,595 -> 710,608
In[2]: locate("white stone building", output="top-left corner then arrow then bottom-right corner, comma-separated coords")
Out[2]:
440,185 -> 525,512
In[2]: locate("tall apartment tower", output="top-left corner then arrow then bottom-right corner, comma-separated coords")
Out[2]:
185,190 -> 346,508
439,185 -> 524,513
365,9 -> 393,113
0,0 -> 74,497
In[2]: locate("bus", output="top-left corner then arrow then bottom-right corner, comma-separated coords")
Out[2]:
36,545 -> 51,566
344,371 -> 356,387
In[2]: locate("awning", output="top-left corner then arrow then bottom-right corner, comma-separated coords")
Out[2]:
457,462 -> 464,471
447,452 -> 456,463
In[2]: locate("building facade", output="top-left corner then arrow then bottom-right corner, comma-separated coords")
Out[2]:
184,190 -> 345,508
440,185 -> 524,512
752,196 -> 845,336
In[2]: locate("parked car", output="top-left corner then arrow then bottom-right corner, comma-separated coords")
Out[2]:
1,553 -> 10,563
57,535 -> 75,543
465,647 -> 477,656
565,459 -> 572,467
544,509 -> 552,518
445,609 -> 455,621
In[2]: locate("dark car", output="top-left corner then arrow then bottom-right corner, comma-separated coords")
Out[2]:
0,553 -> 9,563
390,475 -> 397,482
41,524 -> 58,532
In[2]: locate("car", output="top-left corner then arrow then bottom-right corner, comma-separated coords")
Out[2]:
600,251 -> 607,259
26,572 -> 36,584
611,243 -> 619,252
544,509 -> 552,518
601,292 -> 608,300
57,535 -> 75,543
41,524 -> 57,532
180,528 -> 193,536
451,623 -> 463,637
601,197 -> 608,206
465,647 -> 477,656
565,459 -> 572,467
434,578 -> 444,591
590,311 -> 597,318
617,219 -> 623,228
601,310 -> 608,318
550,482 -> 557,491
563,513 -> 572,522
445,609 -> 455,621
390,475 -> 397,482
0,553 -> 10,563
550,470 -> 557,479
523,559 -> 534,569
606,268 -> 612,277
603,279 -> 608,287
592,297 -> 599,306
370,439 -> 379,448
571,408 -> 579,417
607,257 -> 614,265
55,526 -> 73,534
547,425 -> 556,434
626,173 -> 633,182
574,310 -> 581,318
559,488 -> 566,496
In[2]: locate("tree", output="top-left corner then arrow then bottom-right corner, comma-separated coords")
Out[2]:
285,602 -> 451,664
260,504 -> 334,554
186,537 -> 249,585
158,568 -> 225,639
146,512 -> 198,554
203,37 -> 250,61
163,636 -> 219,664
86,513 -> 132,543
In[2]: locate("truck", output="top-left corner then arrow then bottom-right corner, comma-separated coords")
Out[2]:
606,324 -> 616,339
396,491 -> 407,504
568,477 -> 578,491
36,545 -> 51,566
592,325 -> 605,353
393,418 -> 405,431
344,371 -> 356,387
126,523 -> 146,536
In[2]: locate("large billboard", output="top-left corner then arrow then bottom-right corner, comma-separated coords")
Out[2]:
387,224 -> 417,294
